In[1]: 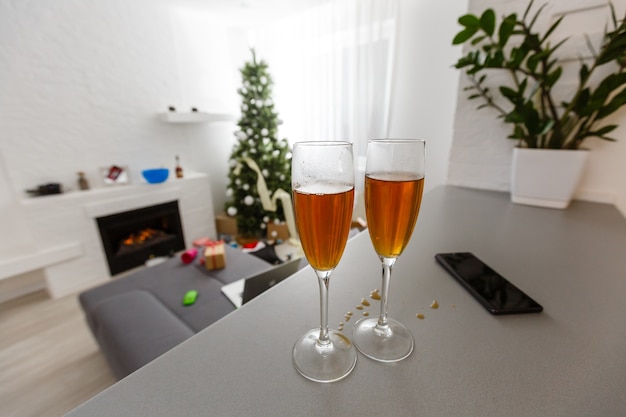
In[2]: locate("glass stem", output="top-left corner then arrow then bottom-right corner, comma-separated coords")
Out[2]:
315,270 -> 332,347
378,257 -> 396,328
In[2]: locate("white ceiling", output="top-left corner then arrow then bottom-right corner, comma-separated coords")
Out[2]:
174,0 -> 327,20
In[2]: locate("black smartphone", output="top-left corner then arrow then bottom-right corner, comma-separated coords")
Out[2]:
435,252 -> 543,315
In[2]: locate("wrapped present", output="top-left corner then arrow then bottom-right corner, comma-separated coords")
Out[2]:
193,237 -> 212,247
267,223 -> 290,241
215,214 -> 238,236
204,240 -> 226,270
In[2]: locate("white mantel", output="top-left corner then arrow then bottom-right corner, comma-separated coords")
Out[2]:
9,172 -> 216,299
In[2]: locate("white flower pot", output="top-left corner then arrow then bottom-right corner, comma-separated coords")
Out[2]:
510,148 -> 589,209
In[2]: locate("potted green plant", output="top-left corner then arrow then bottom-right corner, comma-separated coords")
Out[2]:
452,0 -> 626,208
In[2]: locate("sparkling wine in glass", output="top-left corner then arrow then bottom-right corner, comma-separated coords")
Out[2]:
291,141 -> 357,382
352,139 -> 425,362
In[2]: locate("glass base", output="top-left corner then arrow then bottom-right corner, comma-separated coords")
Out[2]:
352,317 -> 414,363
292,329 -> 357,383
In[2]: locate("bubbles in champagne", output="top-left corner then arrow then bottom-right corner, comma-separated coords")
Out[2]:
296,181 -> 353,195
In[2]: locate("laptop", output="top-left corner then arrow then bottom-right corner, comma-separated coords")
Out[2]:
221,258 -> 302,308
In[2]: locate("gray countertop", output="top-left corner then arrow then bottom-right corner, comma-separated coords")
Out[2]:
66,186 -> 626,417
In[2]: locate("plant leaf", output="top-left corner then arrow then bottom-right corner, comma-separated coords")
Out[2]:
471,35 -> 487,45
541,15 -> 564,43
458,14 -> 480,28
522,0 -> 535,21
572,88 -> 590,115
500,86 -> 519,102
539,119 -> 554,135
480,9 -> 496,37
453,27 -> 480,45
545,67 -> 562,87
579,63 -> 590,83
526,53 -> 542,72
509,45 -> 530,67
499,14 -> 516,47
528,3 -> 548,32
588,73 -> 626,114
596,89 -> 626,119
588,125 -> 617,138
508,125 -> 526,139
526,80 -> 540,101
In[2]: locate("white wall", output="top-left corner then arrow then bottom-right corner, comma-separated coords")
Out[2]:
0,0 -> 244,256
448,0 -> 626,214
387,0 -> 468,193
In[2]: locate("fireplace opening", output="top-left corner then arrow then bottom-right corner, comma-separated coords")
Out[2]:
96,201 -> 185,275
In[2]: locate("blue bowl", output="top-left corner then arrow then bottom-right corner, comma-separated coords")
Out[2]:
142,168 -> 169,184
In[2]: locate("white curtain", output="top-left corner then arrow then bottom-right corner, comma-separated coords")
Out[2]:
254,0 -> 398,179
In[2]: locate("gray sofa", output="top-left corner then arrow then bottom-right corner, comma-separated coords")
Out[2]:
79,245 -> 275,379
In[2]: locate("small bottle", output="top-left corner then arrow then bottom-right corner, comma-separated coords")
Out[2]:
175,155 -> 184,178
77,172 -> 89,190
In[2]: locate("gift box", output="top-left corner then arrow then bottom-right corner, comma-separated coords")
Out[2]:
204,241 -> 226,270
266,223 -> 290,241
215,214 -> 238,236
193,237 -> 213,247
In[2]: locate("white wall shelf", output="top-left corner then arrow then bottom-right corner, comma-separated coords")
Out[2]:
16,172 -> 216,298
157,111 -> 235,124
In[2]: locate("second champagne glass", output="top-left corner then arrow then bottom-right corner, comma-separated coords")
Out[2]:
352,139 -> 425,362
291,141 -> 357,382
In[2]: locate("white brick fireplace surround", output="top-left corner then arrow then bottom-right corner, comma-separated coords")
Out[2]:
2,173 -> 215,299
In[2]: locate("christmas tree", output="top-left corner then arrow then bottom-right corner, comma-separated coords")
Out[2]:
224,49 -> 292,239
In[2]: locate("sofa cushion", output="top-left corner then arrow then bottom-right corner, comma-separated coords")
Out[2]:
90,290 -> 195,379
79,246 -> 276,379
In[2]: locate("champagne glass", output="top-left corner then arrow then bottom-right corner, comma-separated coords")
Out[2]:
291,141 -> 357,382
352,139 -> 425,362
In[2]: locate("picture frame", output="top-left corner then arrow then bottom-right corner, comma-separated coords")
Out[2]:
100,165 -> 131,186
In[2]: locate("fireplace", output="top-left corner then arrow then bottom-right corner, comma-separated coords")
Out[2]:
96,201 -> 185,275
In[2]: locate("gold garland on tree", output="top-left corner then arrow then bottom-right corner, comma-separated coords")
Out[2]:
234,157 -> 299,246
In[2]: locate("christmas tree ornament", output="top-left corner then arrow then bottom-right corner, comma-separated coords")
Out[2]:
227,206 -> 237,216
244,195 -> 254,206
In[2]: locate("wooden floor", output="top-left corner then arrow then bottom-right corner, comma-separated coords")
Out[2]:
0,290 -> 116,417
